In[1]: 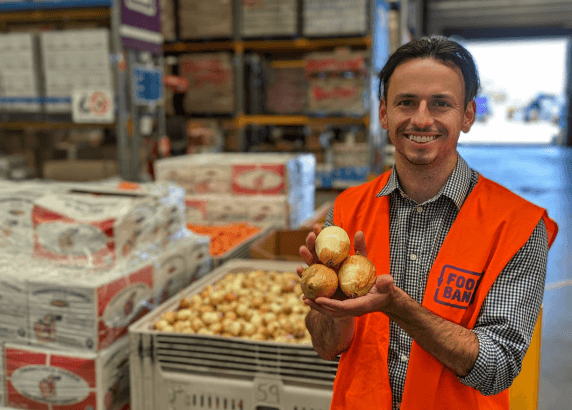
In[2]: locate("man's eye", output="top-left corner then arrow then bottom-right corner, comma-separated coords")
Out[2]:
435,101 -> 450,107
398,100 -> 414,106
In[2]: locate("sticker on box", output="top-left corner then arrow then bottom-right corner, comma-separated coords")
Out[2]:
232,164 -> 286,195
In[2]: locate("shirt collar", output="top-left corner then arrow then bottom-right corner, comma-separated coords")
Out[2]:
376,155 -> 473,210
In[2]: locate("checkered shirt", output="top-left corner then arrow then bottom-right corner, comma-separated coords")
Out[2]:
324,155 -> 548,409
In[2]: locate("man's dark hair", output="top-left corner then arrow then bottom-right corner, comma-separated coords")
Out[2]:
378,36 -> 480,108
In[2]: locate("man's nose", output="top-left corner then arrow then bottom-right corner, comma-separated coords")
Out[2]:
410,101 -> 434,128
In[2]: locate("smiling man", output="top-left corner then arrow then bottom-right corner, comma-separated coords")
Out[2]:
298,36 -> 558,410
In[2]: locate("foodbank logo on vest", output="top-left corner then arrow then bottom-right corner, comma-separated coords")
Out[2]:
434,265 -> 482,309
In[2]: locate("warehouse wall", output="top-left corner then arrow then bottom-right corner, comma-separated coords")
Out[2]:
427,0 -> 572,35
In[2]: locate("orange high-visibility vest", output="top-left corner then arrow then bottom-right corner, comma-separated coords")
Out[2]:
330,171 -> 558,410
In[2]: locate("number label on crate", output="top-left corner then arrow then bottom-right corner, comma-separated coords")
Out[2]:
255,379 -> 281,405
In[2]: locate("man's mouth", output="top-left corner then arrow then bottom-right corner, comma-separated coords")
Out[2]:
405,134 -> 438,143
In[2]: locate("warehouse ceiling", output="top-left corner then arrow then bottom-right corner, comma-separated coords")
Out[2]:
426,0 -> 572,35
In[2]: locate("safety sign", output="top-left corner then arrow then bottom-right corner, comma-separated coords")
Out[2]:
72,89 -> 115,123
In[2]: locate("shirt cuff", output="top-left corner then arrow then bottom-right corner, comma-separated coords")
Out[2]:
458,330 -> 496,390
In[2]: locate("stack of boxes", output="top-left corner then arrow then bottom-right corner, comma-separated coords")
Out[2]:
160,0 -> 177,42
154,153 -> 316,229
242,0 -> 298,38
264,64 -> 307,115
303,0 -> 368,37
40,29 -> 113,113
0,33 -> 41,113
177,0 -> 233,40
178,52 -> 235,114
305,47 -> 368,116
0,180 -> 212,410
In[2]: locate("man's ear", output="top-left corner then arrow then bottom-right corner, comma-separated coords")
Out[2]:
462,100 -> 477,133
379,99 -> 389,130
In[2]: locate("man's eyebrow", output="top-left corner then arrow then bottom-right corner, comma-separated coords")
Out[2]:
394,93 -> 417,99
393,93 -> 455,100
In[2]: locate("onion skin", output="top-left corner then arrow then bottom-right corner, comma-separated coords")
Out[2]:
315,226 -> 351,268
300,264 -> 339,300
338,255 -> 376,298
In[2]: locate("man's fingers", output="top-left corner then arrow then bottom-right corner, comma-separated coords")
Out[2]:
299,246 -> 314,267
354,231 -> 367,257
313,223 -> 323,237
296,266 -> 304,278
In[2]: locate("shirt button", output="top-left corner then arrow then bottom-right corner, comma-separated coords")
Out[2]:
400,354 -> 408,362
409,254 -> 417,261
416,206 -> 423,213
396,402 -> 401,410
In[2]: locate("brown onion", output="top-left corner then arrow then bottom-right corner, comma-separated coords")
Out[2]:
338,255 -> 376,298
300,264 -> 339,300
315,226 -> 351,268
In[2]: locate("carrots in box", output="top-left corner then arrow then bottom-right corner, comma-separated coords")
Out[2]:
187,223 -> 261,256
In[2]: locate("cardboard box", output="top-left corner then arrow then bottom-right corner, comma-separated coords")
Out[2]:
307,77 -> 366,115
178,0 -> 233,39
31,191 -> 160,268
43,160 -> 119,182
242,0 -> 297,38
249,228 -> 312,262
4,336 -> 130,410
160,0 -> 176,42
179,52 -> 235,114
152,233 -> 212,306
184,194 -> 290,228
27,261 -> 154,351
0,272 -> 29,345
303,0 -> 368,37
0,343 -> 4,406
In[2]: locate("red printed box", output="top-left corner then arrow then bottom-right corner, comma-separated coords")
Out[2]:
5,336 -> 130,410
31,192 -> 160,268
27,262 -> 154,352
232,164 -> 286,195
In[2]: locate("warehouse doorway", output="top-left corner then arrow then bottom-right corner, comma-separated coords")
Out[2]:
456,37 -> 568,145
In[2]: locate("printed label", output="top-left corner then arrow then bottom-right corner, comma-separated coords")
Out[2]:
10,365 -> 91,405
232,165 -> 285,195
434,265 -> 482,309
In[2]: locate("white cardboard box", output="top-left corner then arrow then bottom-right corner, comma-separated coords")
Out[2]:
27,260 -> 155,352
31,192 -> 161,268
4,336 -> 130,410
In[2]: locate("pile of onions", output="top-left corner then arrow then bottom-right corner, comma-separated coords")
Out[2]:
300,226 -> 377,299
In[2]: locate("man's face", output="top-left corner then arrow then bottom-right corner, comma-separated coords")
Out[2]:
379,58 -> 476,171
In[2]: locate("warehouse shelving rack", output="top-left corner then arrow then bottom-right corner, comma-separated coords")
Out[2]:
162,0 -> 399,175
0,0 -> 166,182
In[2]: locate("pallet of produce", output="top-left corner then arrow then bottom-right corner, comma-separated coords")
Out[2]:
128,259 -> 337,410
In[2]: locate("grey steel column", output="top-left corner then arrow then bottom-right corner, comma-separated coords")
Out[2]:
111,0 -> 130,180
126,49 -> 141,181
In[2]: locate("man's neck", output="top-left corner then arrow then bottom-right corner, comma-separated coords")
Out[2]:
395,156 -> 458,204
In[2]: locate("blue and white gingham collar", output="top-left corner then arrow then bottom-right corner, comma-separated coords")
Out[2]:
376,154 -> 473,210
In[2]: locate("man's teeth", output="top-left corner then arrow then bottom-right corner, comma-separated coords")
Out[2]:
407,135 -> 436,143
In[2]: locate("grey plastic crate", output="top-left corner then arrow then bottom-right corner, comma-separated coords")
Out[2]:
128,259 -> 338,410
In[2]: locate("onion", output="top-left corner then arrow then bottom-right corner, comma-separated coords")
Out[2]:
338,255 -> 376,298
315,226 -> 351,268
300,264 -> 339,299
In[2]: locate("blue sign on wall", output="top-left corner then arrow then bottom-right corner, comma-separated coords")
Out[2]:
132,66 -> 163,106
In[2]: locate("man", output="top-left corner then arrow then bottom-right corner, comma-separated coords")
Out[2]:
298,36 -> 558,410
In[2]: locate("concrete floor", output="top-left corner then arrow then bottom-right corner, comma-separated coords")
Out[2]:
315,145 -> 572,410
